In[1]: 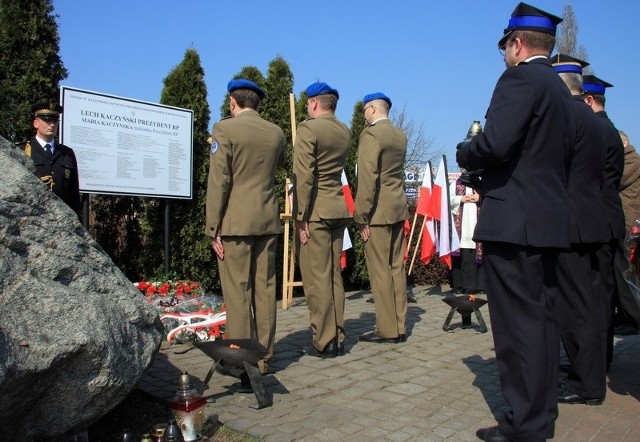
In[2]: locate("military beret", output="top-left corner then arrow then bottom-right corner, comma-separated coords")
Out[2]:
499,2 -> 562,49
32,102 -> 62,120
306,82 -> 339,99
227,78 -> 265,99
363,92 -> 392,109
551,53 -> 589,74
582,74 -> 614,96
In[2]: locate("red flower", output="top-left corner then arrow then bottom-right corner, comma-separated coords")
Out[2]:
159,283 -> 170,295
146,285 -> 156,295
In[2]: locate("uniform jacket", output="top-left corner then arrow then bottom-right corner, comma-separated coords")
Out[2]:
596,111 -> 626,239
354,119 -> 409,226
21,137 -> 81,216
619,144 -> 640,228
566,96 -> 608,244
205,109 -> 285,237
457,57 -> 575,248
293,113 -> 351,222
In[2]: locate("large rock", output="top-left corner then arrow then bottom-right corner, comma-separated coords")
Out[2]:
0,136 -> 164,439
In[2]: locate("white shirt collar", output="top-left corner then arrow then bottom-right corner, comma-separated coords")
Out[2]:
35,136 -> 55,150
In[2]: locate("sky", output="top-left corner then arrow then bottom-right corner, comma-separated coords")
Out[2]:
54,0 -> 640,172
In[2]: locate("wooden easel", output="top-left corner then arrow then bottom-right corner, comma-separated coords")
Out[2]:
280,178 -> 302,309
280,92 -> 303,309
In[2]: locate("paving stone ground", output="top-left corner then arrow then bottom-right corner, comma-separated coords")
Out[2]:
138,285 -> 640,441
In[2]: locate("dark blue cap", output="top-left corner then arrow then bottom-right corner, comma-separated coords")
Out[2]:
306,82 -> 339,99
227,78 -> 265,99
582,75 -> 613,95
499,2 -> 562,48
363,92 -> 392,109
32,101 -> 62,119
551,53 -> 589,74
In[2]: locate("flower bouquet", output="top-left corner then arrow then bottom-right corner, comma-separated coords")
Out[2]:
135,280 -> 226,344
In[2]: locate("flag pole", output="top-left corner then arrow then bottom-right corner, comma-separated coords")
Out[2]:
406,211 -> 420,257
285,92 -> 298,307
408,216 -> 426,275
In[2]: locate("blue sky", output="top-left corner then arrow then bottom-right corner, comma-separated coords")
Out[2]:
54,0 -> 640,171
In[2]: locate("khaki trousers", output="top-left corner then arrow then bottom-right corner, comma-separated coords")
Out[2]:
218,235 -> 277,367
298,219 -> 347,351
364,221 -> 407,337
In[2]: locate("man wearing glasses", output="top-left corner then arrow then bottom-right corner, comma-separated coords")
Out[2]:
355,93 -> 409,344
456,3 -> 574,441
20,102 -> 81,217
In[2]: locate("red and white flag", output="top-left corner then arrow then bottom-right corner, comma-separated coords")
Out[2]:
341,170 -> 354,269
430,156 -> 459,269
416,162 -> 436,264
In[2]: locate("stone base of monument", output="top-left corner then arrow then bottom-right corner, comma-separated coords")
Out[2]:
442,295 -> 488,333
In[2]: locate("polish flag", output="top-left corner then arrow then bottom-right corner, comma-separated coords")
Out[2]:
416,162 -> 436,264
341,170 -> 354,269
404,219 -> 411,261
415,163 -> 432,216
430,156 -> 459,269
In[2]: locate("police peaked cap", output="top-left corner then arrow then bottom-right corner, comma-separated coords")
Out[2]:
551,53 -> 589,74
582,74 -> 614,95
32,102 -> 63,119
499,2 -> 562,48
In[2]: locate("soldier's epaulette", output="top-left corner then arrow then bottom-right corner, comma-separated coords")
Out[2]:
14,140 -> 28,151
301,117 -> 315,123
220,115 -> 232,121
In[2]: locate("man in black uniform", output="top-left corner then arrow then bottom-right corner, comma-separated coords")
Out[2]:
551,54 -> 609,406
456,3 -> 574,441
20,102 -> 81,217
582,75 -> 627,365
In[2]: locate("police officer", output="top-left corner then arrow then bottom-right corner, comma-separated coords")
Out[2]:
294,82 -> 351,358
456,3 -> 574,441
205,79 -> 285,375
354,92 -> 409,344
551,54 -> 609,405
20,102 -> 81,217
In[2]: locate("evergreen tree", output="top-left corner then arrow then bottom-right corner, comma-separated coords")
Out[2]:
89,195 -> 144,280
141,48 -> 215,290
219,66 -> 265,118
0,0 -> 67,142
343,100 -> 369,289
262,57 -> 296,294
263,56 -> 295,211
556,3 -> 591,74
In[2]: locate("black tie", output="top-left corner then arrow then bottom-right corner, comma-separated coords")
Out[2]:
44,143 -> 52,155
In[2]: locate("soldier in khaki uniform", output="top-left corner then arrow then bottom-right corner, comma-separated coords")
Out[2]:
354,93 -> 409,344
205,79 -> 285,374
294,82 -> 351,358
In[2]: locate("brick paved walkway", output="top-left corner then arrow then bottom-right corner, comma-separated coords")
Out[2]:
138,285 -> 640,441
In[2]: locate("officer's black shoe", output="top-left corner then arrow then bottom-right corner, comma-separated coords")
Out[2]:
298,340 -> 338,358
476,426 -> 510,441
557,387 -> 603,405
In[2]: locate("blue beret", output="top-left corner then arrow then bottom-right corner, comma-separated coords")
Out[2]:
551,53 -> 589,74
499,2 -> 562,48
306,82 -> 339,99
227,78 -> 265,99
582,75 -> 613,95
363,92 -> 392,109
